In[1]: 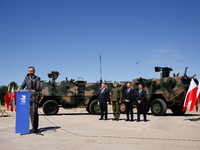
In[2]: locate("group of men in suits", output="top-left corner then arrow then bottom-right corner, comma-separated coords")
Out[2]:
98,82 -> 147,122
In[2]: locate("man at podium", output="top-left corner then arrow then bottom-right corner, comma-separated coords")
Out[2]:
19,66 -> 40,133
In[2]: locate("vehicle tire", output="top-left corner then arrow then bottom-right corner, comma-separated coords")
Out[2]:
86,106 -> 92,114
171,106 -> 186,116
150,99 -> 167,116
89,100 -> 101,115
43,100 -> 59,115
120,102 -> 126,114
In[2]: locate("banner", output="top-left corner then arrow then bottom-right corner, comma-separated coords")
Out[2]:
15,91 -> 30,134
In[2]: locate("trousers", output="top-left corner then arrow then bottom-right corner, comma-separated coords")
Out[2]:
136,103 -> 146,120
125,102 -> 133,120
112,101 -> 120,119
100,103 -> 107,119
30,96 -> 39,131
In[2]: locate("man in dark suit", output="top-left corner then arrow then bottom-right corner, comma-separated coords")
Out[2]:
122,83 -> 134,121
20,66 -> 40,133
98,83 -> 110,120
135,84 -> 147,122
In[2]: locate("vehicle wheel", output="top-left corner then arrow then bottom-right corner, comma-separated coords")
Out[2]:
86,106 -> 92,114
89,100 -> 100,115
150,99 -> 167,116
43,100 -> 59,115
171,106 -> 186,116
120,102 -> 126,114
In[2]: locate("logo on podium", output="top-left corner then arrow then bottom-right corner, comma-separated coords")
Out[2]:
19,95 -> 27,105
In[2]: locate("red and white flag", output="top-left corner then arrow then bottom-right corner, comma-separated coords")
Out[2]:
183,79 -> 198,112
195,80 -> 200,112
4,86 -> 10,110
10,86 -> 16,111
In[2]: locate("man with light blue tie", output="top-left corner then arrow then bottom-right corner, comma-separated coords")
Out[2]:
135,84 -> 147,122
98,83 -> 110,120
123,83 -> 134,121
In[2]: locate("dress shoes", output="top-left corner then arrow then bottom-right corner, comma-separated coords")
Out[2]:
30,129 -> 38,133
99,118 -> 103,120
144,119 -> 147,122
136,119 -> 140,122
130,119 -> 134,122
105,118 -> 107,121
116,118 -> 119,121
112,118 -> 116,121
125,119 -> 129,121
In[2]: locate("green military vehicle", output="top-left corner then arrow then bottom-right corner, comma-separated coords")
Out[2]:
119,67 -> 198,116
39,71 -> 113,115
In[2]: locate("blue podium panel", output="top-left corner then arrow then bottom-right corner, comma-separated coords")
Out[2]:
15,91 -> 30,134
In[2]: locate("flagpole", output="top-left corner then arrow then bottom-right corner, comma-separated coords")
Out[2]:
100,54 -> 102,84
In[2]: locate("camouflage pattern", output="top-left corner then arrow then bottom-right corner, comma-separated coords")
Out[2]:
39,72 -> 113,115
119,67 -> 198,116
111,87 -> 122,102
39,67 -> 198,116
111,87 -> 122,119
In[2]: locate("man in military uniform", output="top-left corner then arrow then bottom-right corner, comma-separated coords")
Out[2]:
20,66 -> 41,133
111,81 -> 122,121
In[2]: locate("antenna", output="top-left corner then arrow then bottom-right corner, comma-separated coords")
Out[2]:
100,54 -> 102,84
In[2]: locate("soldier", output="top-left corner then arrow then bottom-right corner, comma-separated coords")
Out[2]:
20,66 -> 41,133
111,81 -> 122,121
123,83 -> 134,121
135,84 -> 147,122
98,83 -> 110,120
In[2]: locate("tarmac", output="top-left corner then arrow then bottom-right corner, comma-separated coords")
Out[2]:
0,105 -> 200,150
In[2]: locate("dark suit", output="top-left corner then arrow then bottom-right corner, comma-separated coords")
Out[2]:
98,88 -> 110,119
20,75 -> 40,132
123,88 -> 134,120
135,89 -> 146,120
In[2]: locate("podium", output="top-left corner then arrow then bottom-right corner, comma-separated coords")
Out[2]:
15,91 -> 30,134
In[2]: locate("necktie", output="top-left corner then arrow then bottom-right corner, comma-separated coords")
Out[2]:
139,90 -> 141,96
127,89 -> 129,94
101,89 -> 104,94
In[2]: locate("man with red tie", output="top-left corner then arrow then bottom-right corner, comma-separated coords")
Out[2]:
98,83 -> 110,120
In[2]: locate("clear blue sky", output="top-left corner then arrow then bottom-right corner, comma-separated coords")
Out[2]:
0,0 -> 200,86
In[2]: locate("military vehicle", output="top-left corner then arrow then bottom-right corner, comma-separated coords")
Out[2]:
39,71 -> 113,115
39,67 -> 197,116
119,67 -> 198,116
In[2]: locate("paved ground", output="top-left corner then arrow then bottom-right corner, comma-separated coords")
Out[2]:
0,106 -> 200,150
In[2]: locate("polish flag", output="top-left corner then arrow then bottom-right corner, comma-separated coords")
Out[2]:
4,86 -> 10,110
182,79 -> 198,112
10,86 -> 16,111
195,80 -> 200,112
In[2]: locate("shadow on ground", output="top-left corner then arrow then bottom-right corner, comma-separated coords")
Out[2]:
184,117 -> 200,121
39,126 -> 61,133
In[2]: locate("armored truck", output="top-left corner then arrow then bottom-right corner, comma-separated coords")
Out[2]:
119,67 -> 198,116
39,67 -> 197,116
39,71 -> 113,115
